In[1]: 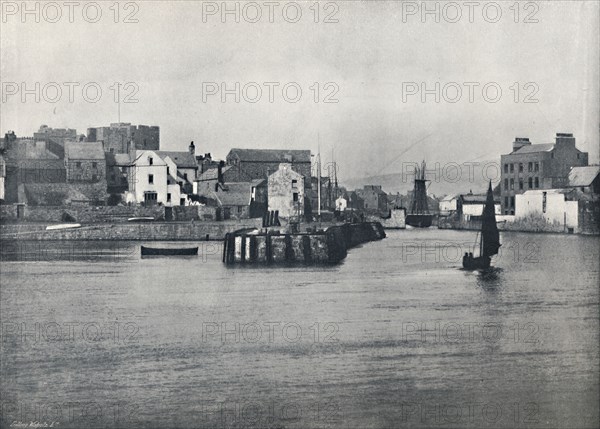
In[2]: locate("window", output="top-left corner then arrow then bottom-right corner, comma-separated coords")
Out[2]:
76,162 -> 81,168
534,177 -> 539,188
519,163 -> 523,173
577,153 -> 580,159
550,152 -> 554,159
504,179 -> 508,190
504,164 -> 508,173
510,210 -> 514,215
238,206 -> 243,213
510,178 -> 514,190
504,197 -> 508,207
292,179 -> 298,189
504,210 -> 508,215
293,192 -> 299,202
167,193 -> 171,202
534,162 -> 539,172
510,196 -> 515,208
510,164 -> 514,173
148,174 -> 154,184
519,179 -> 523,190
167,167 -> 170,175
528,162 -> 533,172
528,177 -> 533,189
180,198 -> 185,206
149,157 -> 153,165
92,162 -> 97,168
184,173 -> 188,180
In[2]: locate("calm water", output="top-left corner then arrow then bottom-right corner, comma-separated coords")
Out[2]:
1,229 -> 598,429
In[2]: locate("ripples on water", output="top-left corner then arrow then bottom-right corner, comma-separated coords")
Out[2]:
1,229 -> 598,428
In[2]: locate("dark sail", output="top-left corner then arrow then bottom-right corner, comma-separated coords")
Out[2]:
410,161 -> 430,215
481,181 -> 500,257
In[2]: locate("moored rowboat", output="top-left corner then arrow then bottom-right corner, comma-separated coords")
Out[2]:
141,246 -> 198,256
46,223 -> 82,230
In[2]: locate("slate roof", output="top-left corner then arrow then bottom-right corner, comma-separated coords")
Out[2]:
228,148 -> 311,163
212,182 -> 252,206
105,153 -> 132,166
64,141 -> 105,160
512,143 -> 555,154
461,194 -> 500,204
157,151 -> 198,168
568,165 -> 600,187
197,165 -> 232,181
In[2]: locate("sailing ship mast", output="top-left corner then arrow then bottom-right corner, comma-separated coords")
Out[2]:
410,160 -> 429,215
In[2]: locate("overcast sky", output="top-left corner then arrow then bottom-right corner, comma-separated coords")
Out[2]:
1,1 -> 598,180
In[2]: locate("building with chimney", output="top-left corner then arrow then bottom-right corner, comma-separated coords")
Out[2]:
500,133 -> 588,214
356,185 -> 388,212
87,123 -> 159,153
226,148 -> 312,187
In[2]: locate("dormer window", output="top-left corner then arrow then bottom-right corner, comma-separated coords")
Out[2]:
149,157 -> 153,165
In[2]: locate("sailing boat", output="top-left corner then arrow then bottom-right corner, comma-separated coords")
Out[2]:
405,161 -> 433,228
462,181 -> 501,270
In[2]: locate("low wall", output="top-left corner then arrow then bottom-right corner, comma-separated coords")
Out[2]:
0,219 -> 263,241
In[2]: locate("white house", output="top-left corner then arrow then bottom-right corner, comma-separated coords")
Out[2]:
515,189 -> 578,229
335,195 -> 348,211
458,194 -> 501,220
268,163 -> 305,218
130,150 -> 168,205
439,194 -> 458,214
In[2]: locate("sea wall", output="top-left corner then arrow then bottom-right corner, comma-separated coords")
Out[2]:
0,219 -> 263,241
223,222 -> 386,265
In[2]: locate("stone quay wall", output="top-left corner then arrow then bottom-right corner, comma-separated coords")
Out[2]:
223,222 -> 386,265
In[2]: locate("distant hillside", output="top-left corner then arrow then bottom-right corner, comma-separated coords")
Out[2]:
341,161 -> 500,198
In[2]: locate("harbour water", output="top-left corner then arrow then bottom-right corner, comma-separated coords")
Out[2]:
1,229 -> 598,428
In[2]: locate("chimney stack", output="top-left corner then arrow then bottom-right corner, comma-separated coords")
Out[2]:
218,160 -> 225,184
512,137 -> 531,153
555,133 -> 575,147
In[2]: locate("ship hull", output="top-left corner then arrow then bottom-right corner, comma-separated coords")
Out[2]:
462,255 -> 491,270
405,214 -> 433,228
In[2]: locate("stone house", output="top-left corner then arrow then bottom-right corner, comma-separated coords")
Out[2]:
268,163 -> 305,218
567,165 -> 600,194
157,142 -> 199,193
356,185 -> 388,212
500,133 -> 588,215
227,148 -> 312,188
211,182 -> 254,220
64,142 -> 106,183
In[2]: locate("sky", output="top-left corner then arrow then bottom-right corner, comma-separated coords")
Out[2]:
1,0 -> 598,182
